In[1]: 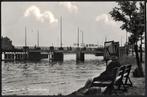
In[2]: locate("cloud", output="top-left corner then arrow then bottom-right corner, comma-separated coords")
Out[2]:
59,2 -> 78,13
96,14 -> 117,26
24,5 -> 58,23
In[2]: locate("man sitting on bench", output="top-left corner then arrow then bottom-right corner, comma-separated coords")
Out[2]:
83,55 -> 121,94
93,56 -> 121,82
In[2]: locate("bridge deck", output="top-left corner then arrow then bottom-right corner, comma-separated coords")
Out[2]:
2,46 -> 104,54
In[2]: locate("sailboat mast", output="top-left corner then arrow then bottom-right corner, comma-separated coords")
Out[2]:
105,36 -> 107,42
37,30 -> 39,47
82,30 -> 83,45
77,27 -> 79,48
25,26 -> 27,46
60,16 -> 62,48
121,36 -> 122,47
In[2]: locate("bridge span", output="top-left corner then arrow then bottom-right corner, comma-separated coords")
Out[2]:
2,46 -> 104,62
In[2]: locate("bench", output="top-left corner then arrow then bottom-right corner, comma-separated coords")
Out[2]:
91,64 -> 132,95
114,64 -> 133,91
113,64 -> 133,94
123,64 -> 133,87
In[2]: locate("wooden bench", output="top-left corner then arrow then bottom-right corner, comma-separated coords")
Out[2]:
91,64 -> 132,95
91,65 -> 125,94
123,64 -> 133,87
113,64 -> 133,94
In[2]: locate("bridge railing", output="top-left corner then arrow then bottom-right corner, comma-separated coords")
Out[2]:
11,46 -> 104,52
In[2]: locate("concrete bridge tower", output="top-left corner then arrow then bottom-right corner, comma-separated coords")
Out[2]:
49,16 -> 64,62
76,27 -> 85,62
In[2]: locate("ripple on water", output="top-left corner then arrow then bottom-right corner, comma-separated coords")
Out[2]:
2,55 -> 105,95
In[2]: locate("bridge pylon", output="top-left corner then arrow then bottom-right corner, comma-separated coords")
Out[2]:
48,46 -> 64,62
76,48 -> 85,62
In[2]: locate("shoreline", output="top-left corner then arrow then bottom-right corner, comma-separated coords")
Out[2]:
68,55 -> 145,96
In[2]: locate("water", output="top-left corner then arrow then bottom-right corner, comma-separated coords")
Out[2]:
2,54 -> 106,95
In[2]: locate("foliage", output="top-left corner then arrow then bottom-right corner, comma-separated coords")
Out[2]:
1,36 -> 14,50
109,1 -> 145,77
109,1 -> 145,44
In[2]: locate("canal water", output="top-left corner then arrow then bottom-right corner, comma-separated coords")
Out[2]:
2,54 -> 106,95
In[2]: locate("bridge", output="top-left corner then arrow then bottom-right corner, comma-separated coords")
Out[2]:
2,17 -> 106,62
2,46 -> 104,62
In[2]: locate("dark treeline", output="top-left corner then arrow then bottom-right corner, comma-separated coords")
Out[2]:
1,36 -> 14,50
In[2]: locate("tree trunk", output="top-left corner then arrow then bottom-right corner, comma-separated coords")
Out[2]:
133,44 -> 144,77
126,45 -> 129,56
140,44 -> 142,63
132,45 -> 134,56
140,36 -> 143,63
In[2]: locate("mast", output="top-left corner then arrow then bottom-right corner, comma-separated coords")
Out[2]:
81,30 -> 84,47
121,36 -> 122,47
82,30 -> 84,45
105,36 -> 107,42
77,27 -> 79,48
60,16 -> 62,48
37,30 -> 39,47
25,26 -> 27,47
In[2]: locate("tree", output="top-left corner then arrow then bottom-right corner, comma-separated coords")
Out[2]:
1,36 -> 14,50
109,1 -> 144,77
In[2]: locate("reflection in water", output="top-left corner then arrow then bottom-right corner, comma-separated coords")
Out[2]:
2,54 -> 106,95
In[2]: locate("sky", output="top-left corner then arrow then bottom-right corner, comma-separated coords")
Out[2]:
2,2 -> 127,47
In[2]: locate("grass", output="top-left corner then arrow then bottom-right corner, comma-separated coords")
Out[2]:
119,55 -> 137,65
